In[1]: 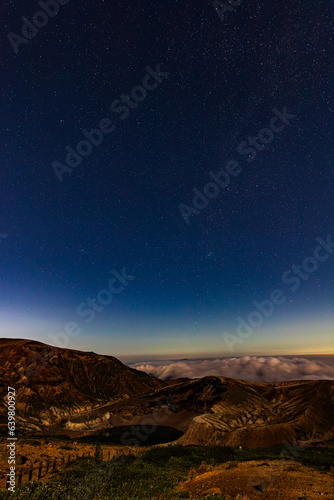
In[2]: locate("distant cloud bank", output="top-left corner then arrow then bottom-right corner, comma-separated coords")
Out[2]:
130,356 -> 334,382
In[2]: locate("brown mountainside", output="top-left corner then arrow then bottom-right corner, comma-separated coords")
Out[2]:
0,339 -> 166,427
1,340 -> 333,449
69,376 -> 334,448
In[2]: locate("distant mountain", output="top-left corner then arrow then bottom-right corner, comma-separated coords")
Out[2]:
0,339 -> 166,430
1,340 -> 333,449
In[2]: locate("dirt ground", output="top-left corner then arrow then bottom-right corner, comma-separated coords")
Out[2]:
177,460 -> 334,499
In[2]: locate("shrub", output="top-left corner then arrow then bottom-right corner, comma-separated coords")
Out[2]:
94,443 -> 103,463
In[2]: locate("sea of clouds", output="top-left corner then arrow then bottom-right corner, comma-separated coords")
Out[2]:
130,356 -> 334,382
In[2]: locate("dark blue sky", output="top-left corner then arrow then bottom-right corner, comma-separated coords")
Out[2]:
0,0 -> 333,361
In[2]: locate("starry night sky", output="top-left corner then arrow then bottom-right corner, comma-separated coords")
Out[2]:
0,0 -> 333,363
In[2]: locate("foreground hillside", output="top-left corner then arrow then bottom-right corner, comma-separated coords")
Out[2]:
1,445 -> 333,499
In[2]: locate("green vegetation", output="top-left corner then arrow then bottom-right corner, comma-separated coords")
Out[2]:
0,445 -> 333,499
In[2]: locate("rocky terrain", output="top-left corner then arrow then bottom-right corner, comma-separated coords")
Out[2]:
0,338 -> 166,432
174,377 -> 334,448
1,339 -> 334,449
177,460 -> 334,499
74,375 -> 334,448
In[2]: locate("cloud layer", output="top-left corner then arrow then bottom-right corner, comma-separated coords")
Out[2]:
130,356 -> 334,382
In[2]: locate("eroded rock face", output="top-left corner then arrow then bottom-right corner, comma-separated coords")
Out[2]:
0,338 -> 166,428
65,375 -> 334,449
1,339 -> 333,448
174,378 -> 334,448
65,412 -> 111,431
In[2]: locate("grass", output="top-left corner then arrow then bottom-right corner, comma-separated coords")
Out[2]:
0,444 -> 333,499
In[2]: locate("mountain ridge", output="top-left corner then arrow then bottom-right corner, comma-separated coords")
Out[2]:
1,339 -> 333,449
0,338 -> 166,428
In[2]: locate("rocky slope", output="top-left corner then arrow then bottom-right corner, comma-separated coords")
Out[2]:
1,340 -> 333,449
64,375 -> 334,448
174,377 -> 334,448
0,339 -> 166,428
